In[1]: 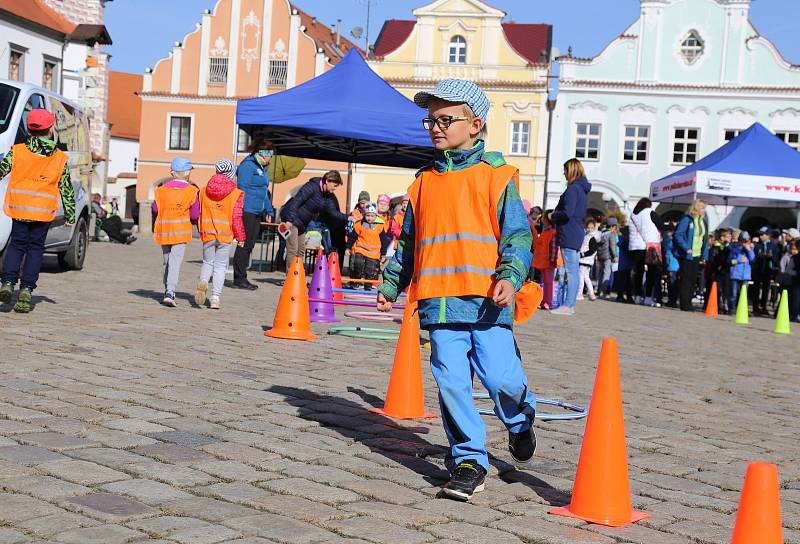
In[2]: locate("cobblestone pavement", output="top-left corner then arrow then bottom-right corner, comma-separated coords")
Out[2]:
0,240 -> 797,544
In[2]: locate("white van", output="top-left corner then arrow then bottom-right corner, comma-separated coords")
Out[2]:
0,80 -> 91,270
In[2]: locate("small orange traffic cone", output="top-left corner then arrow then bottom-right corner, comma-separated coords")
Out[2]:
328,252 -> 343,301
731,462 -> 783,544
370,301 -> 436,419
265,257 -> 316,341
706,282 -> 719,318
550,338 -> 649,527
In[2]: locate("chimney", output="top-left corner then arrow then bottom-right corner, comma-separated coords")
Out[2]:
336,19 -> 341,46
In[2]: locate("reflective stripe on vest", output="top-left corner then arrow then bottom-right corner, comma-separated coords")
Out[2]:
408,161 -> 518,301
199,187 -> 241,244
152,184 -> 198,245
3,144 -> 66,222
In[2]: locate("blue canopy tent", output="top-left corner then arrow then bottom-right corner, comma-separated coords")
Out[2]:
649,122 -> 800,209
236,50 -> 433,170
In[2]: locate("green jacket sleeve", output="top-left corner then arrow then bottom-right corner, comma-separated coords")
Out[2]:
58,164 -> 75,224
379,204 -> 415,302
495,178 -> 533,291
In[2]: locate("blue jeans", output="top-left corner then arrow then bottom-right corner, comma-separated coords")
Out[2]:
1,219 -> 50,290
561,247 -> 580,308
429,324 -> 537,472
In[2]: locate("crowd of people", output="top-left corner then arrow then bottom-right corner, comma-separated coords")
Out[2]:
528,163 -> 800,322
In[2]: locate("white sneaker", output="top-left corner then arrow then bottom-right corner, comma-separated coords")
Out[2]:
550,306 -> 575,315
210,296 -> 220,310
576,295 -> 585,301
162,291 -> 176,307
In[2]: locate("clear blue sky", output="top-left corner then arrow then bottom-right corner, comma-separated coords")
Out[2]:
104,0 -> 800,74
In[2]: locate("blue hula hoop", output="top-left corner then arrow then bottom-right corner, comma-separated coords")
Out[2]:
472,392 -> 587,421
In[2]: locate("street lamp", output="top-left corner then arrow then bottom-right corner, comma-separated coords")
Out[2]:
543,97 -> 557,209
542,47 -> 560,209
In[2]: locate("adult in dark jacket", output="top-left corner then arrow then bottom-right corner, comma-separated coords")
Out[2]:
232,138 -> 276,290
280,170 -> 352,265
673,199 -> 709,311
752,226 -> 781,315
550,158 -> 591,315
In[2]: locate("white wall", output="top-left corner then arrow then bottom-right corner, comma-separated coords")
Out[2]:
61,41 -> 88,101
108,137 -> 138,177
0,21 -> 63,89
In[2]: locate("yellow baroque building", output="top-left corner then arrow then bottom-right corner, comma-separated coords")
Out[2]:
359,0 -> 552,204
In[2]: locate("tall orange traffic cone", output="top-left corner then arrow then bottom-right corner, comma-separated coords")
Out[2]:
328,252 -> 343,301
705,282 -> 719,318
370,301 -> 436,419
731,462 -> 783,544
265,257 -> 316,341
550,338 -> 649,527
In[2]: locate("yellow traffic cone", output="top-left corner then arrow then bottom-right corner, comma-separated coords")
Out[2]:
735,284 -> 749,325
773,289 -> 791,335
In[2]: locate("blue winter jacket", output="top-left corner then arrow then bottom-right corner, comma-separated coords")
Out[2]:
552,177 -> 591,250
663,236 -> 680,273
236,155 -> 275,217
673,214 -> 709,261
728,243 -> 755,281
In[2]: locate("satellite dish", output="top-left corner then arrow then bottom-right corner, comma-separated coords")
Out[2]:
350,26 -> 363,39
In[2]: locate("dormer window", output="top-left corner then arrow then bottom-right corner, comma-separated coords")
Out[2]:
448,35 -> 467,64
680,31 -> 704,64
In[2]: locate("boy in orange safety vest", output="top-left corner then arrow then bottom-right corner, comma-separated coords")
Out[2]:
350,202 -> 387,290
194,159 -> 245,310
152,157 -> 200,307
377,80 -> 536,501
0,109 -> 76,313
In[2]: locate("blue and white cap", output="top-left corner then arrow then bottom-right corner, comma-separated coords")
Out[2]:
170,157 -> 193,173
215,158 -> 235,179
413,79 -> 490,123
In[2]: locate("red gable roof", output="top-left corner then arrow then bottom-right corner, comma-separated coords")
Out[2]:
373,19 -> 416,58
502,23 -> 552,65
372,19 -> 551,65
0,0 -> 75,35
292,5 -> 363,63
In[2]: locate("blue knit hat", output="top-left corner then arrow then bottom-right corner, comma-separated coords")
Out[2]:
414,79 -> 490,123
215,159 -> 235,179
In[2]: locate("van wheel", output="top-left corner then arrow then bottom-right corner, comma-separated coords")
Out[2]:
58,217 -> 88,271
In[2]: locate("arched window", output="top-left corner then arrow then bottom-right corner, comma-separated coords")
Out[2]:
680,30 -> 704,64
448,35 -> 467,64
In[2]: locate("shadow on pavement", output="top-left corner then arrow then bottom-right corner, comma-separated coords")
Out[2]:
127,289 -> 198,306
266,385 -> 571,505
266,384 -> 448,487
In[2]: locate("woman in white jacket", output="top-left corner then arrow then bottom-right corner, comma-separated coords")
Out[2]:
628,197 -> 663,306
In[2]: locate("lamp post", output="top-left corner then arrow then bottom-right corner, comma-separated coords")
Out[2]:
543,97 -> 557,209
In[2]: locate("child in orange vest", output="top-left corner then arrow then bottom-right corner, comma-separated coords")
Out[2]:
377,80 -> 535,501
152,157 -> 200,307
350,202 -> 386,290
532,210 -> 559,309
0,109 -> 75,313
195,159 -> 245,310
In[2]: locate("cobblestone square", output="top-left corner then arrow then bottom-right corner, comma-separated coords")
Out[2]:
0,241 -> 797,543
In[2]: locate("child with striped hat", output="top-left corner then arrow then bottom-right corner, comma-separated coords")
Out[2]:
195,159 -> 246,309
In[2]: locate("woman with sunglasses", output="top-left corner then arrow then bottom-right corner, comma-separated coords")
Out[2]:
232,137 -> 276,290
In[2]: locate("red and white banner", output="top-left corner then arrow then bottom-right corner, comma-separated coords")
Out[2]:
651,170 -> 800,206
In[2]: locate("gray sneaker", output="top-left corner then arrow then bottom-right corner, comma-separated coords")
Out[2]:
550,306 -> 574,315
0,282 -> 13,305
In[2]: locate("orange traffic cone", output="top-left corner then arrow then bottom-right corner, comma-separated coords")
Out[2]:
328,252 -> 343,301
265,257 -> 316,341
706,282 -> 719,318
731,462 -> 783,544
550,338 -> 649,527
370,301 -> 436,419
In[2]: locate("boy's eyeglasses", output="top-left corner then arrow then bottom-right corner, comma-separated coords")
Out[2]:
422,116 -> 470,131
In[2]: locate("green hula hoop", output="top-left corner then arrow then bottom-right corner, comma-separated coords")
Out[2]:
327,326 -> 400,340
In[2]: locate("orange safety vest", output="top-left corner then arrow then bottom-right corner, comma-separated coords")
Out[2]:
532,228 -> 556,270
408,162 -> 517,301
3,144 -> 67,222
199,188 -> 242,244
153,184 -> 198,245
353,220 -> 386,260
